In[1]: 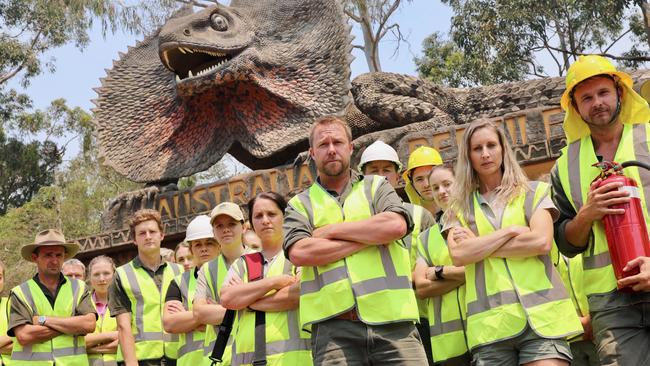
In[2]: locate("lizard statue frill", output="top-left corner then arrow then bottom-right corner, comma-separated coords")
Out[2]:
94,0 -> 353,183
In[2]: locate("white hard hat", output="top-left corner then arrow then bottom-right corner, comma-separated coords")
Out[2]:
185,215 -> 214,242
358,140 -> 402,172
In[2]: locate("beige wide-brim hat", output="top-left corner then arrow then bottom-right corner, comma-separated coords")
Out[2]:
21,229 -> 80,262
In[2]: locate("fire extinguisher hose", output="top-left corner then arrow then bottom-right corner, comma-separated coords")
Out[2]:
621,160 -> 650,172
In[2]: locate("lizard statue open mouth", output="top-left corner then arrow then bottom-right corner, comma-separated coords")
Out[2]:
94,0 -> 352,183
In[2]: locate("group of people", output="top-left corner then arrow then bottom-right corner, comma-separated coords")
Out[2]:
1,55 -> 649,366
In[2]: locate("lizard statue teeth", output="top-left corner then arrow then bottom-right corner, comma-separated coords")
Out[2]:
93,0 -> 353,183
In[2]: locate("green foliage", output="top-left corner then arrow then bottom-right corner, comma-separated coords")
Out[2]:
418,0 -> 649,86
414,31 -> 506,87
0,129 -> 61,215
178,155 -> 234,189
0,98 -> 96,214
0,139 -> 142,290
0,0 -> 178,87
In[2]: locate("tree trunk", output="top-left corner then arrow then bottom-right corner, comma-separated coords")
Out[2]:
640,0 -> 650,49
356,0 -> 382,72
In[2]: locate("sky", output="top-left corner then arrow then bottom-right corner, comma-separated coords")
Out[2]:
16,1 -> 452,112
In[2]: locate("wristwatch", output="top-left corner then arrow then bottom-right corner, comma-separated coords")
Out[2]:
38,315 -> 47,326
434,265 -> 445,280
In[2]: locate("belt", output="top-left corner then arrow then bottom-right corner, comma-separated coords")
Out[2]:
335,308 -> 360,321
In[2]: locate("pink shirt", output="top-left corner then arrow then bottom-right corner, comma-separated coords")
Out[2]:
93,292 -> 108,316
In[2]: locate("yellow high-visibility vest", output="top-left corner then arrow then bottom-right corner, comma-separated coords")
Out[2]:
230,255 -> 311,366
88,302 -> 117,366
288,175 -> 418,327
202,255 -> 233,365
550,246 -> 590,342
0,297 -> 11,366
418,225 -> 469,362
10,278 -> 89,366
458,181 -> 582,349
555,123 -> 650,296
403,203 -> 429,320
115,261 -> 181,362
172,271 -> 204,366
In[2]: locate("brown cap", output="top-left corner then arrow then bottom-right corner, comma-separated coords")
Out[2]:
21,229 -> 80,262
210,202 -> 244,224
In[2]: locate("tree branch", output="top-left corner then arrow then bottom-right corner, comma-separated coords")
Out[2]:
545,44 -> 650,62
0,31 -> 42,85
603,27 -> 632,53
374,0 -> 401,42
343,7 -> 363,23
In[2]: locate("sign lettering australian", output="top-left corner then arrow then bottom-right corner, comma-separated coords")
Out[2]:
73,106 -> 566,254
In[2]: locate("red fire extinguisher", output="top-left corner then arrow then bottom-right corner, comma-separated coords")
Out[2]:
592,160 -> 650,292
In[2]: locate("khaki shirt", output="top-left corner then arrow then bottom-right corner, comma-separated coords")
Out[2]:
283,171 -> 413,257
7,273 -> 96,336
108,256 -> 173,317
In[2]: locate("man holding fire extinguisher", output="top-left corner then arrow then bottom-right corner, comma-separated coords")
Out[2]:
551,55 -> 650,365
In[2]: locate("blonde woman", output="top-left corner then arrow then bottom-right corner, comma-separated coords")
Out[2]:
445,120 -> 581,366
85,255 -> 118,366
413,165 -> 470,365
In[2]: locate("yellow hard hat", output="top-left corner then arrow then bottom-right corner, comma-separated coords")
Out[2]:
402,146 -> 443,205
561,55 -> 649,142
560,55 -> 632,111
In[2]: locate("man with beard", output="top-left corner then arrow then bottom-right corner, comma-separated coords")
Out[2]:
551,55 -> 650,365
283,116 -> 427,365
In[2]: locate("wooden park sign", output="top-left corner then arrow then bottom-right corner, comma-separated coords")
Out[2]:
72,106 -> 567,259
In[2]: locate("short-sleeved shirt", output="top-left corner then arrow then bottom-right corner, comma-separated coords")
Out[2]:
108,256 -> 174,317
165,268 -> 199,304
551,159 -> 650,309
193,256 -> 235,303
550,165 -> 590,257
283,172 -> 413,258
7,273 -> 97,336
403,203 -> 435,270
442,187 -> 559,233
223,252 -> 301,286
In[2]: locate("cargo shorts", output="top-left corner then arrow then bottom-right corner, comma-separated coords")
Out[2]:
471,325 -> 572,366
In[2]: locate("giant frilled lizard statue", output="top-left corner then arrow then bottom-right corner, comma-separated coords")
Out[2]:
94,0 -> 650,184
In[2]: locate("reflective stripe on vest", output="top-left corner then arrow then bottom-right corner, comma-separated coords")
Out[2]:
405,204 -> 430,319
289,175 -> 419,327
556,123 -> 650,296
418,226 -> 469,362
115,261 -> 181,361
231,256 -> 311,365
175,270 -> 207,366
0,297 -> 9,366
10,278 -> 88,366
202,256 -> 234,364
403,203 -> 424,269
88,302 -> 118,366
459,181 -> 582,349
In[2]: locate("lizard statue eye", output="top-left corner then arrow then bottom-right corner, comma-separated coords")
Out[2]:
210,14 -> 229,31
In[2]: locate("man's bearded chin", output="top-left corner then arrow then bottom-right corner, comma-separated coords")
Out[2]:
322,160 -> 349,177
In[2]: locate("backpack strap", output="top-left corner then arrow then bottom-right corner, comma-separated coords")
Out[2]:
243,252 -> 267,366
243,252 -> 265,282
